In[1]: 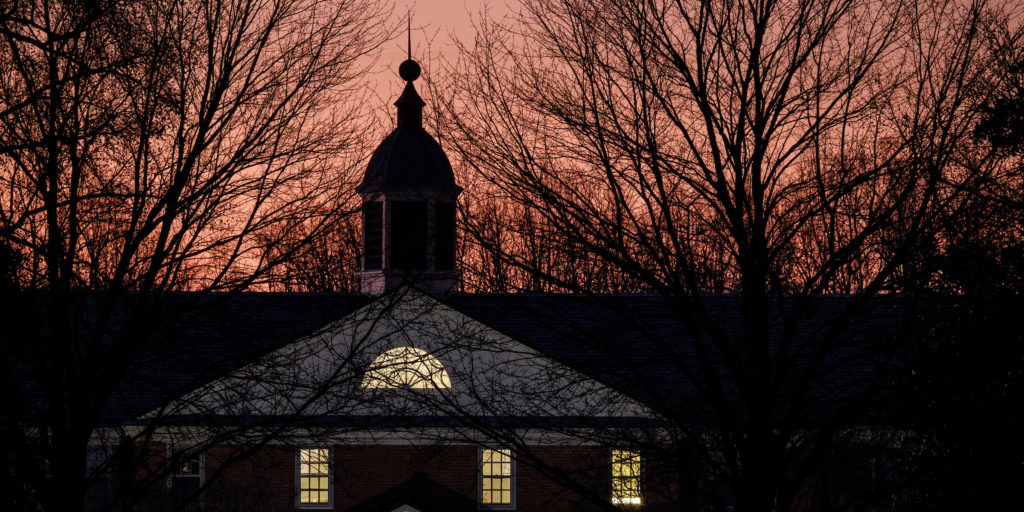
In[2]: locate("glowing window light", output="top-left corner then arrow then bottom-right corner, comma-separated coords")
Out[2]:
480,448 -> 514,507
611,449 -> 642,506
361,347 -> 451,389
298,448 -> 330,506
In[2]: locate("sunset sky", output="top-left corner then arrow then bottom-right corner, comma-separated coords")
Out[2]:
2,1 -> 1020,511
368,1 -> 516,113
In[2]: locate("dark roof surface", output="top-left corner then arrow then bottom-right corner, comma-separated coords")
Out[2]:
358,125 -> 459,193
445,293 -> 920,425
113,293 -> 372,421
347,472 -> 478,512
357,79 -> 458,194
125,293 -> 921,425
9,290 -> 924,428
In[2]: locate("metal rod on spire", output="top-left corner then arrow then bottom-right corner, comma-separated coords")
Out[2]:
397,12 -> 421,83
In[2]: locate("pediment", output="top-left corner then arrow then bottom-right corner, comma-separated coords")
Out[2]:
345,472 -> 476,512
390,505 -> 423,512
159,287 -> 652,423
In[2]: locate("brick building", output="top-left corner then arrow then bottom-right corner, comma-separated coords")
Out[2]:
96,51 -> 910,512
103,51 -> 684,512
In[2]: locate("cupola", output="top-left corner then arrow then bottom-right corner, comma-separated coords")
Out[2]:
357,38 -> 461,295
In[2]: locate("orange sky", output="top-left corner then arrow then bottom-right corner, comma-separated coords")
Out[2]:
364,1 -> 516,121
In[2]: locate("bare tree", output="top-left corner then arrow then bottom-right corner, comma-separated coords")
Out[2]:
459,195 -> 650,292
0,0 -> 390,511
431,0 -> 1016,510
894,25 -> 1024,511
262,212 -> 364,292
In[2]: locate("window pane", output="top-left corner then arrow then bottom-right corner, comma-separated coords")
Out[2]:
311,449 -> 327,463
298,449 -> 330,505
611,450 -> 642,506
362,347 -> 452,389
480,449 -> 513,506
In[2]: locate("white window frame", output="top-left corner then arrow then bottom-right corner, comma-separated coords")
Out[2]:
167,447 -> 204,488
611,449 -> 642,506
167,447 -> 204,511
296,447 -> 334,509
478,447 -> 515,510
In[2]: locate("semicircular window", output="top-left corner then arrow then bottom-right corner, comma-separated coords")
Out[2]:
362,347 -> 452,389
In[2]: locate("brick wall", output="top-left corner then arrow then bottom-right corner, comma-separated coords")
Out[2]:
196,443 -> 608,512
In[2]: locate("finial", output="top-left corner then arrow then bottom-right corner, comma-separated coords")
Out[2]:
398,13 -> 421,82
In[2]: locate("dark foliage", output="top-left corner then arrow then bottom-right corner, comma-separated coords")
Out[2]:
975,58 -> 1024,152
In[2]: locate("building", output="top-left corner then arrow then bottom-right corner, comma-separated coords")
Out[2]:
86,53 -> 914,512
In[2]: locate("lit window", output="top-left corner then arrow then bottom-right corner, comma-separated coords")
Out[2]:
362,347 -> 451,389
297,448 -> 331,508
611,450 -> 642,506
174,456 -> 201,477
479,448 -> 514,508
169,450 -> 202,511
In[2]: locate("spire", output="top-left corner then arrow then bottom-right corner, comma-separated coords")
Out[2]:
396,15 -> 424,129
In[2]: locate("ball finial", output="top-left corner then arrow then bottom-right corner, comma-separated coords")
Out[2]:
399,59 -> 421,81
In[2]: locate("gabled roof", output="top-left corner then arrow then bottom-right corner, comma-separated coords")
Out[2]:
347,472 -> 477,512
9,289 -> 923,427
445,293 -> 920,425
104,293 -> 372,421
